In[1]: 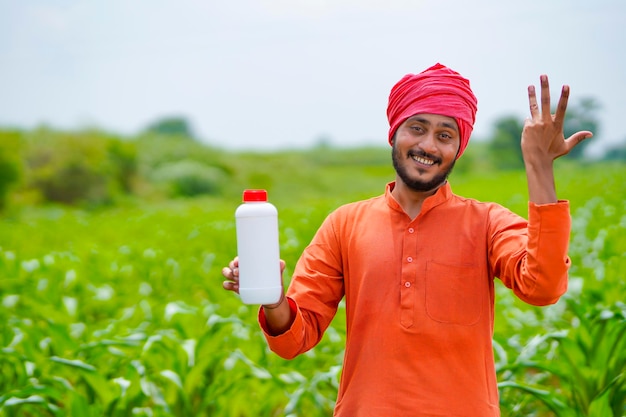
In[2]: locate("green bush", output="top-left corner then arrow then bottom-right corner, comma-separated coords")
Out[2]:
22,129 -> 137,206
150,160 -> 228,197
107,139 -> 138,193
136,135 -> 234,199
0,130 -> 22,210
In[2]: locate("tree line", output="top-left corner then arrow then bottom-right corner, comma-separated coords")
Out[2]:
0,100 -> 624,211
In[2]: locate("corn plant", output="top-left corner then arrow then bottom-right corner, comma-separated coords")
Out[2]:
497,192 -> 626,417
497,299 -> 626,416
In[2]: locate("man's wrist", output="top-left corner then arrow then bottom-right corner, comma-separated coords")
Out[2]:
262,294 -> 285,310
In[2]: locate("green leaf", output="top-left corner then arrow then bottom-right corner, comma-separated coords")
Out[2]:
588,388 -> 613,417
49,356 -> 97,372
160,369 -> 183,390
498,381 -> 571,416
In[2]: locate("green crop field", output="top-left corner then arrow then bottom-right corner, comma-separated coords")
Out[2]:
1,148 -> 624,416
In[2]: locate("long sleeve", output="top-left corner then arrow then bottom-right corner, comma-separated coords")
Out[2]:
490,200 -> 571,305
259,214 -> 345,359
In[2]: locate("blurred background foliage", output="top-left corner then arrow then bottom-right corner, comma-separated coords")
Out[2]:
0,95 -> 623,212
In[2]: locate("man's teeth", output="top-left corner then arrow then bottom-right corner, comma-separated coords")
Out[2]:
411,155 -> 435,165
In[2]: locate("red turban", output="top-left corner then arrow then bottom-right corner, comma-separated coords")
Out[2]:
386,63 -> 478,159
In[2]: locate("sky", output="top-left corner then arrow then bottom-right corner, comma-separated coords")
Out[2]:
1,0 -> 625,155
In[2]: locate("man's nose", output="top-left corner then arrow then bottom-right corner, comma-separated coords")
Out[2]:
419,133 -> 438,154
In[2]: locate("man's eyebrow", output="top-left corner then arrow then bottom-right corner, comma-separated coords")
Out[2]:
407,116 -> 458,132
439,121 -> 459,132
407,116 -> 431,125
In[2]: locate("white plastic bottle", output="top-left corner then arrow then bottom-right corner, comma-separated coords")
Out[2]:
235,189 -> 282,305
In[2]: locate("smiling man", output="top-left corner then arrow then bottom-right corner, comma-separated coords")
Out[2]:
222,63 -> 592,416
391,113 -> 461,217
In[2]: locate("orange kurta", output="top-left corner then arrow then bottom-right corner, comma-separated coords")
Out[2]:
260,182 -> 571,416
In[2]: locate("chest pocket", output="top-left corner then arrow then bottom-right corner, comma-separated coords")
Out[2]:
425,261 -> 485,325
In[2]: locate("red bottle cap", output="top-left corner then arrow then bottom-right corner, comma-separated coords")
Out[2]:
242,189 -> 268,202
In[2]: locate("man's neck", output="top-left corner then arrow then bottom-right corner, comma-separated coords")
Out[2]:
391,179 -> 445,220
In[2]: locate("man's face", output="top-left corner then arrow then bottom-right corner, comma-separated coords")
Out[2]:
391,113 -> 460,193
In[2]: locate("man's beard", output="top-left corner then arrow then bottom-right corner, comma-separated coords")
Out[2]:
391,143 -> 456,192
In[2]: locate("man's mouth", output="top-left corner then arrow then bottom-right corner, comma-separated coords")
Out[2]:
409,151 -> 440,166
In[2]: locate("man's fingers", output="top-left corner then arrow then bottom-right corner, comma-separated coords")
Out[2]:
540,75 -> 551,120
563,131 -> 594,154
223,280 -> 240,294
223,257 -> 240,280
553,85 -> 570,130
223,257 -> 283,296
222,263 -> 240,294
222,265 -> 239,279
528,85 -> 540,119
567,130 -> 593,145
222,257 -> 242,294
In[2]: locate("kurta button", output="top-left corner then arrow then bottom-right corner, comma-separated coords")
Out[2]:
408,228 -> 414,233
404,282 -> 411,288
407,256 -> 413,262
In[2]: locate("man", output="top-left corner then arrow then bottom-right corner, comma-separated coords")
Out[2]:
221,63 -> 592,416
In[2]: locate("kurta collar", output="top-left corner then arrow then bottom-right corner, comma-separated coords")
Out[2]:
384,181 -> 453,217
